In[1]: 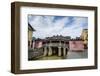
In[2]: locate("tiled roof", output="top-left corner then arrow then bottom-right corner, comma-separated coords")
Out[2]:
46,35 -> 71,41
28,23 -> 35,31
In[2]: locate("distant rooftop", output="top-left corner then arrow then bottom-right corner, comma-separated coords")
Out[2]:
45,35 -> 71,41
28,23 -> 35,31
33,35 -> 83,41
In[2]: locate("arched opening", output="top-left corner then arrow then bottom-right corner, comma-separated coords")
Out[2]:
66,48 -> 68,55
61,48 -> 63,56
52,47 -> 58,56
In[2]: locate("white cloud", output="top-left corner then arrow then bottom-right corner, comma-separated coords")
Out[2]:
28,15 -> 88,39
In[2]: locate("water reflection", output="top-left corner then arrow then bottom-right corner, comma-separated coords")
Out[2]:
34,50 -> 88,60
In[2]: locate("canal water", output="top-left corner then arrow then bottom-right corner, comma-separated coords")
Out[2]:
67,50 -> 88,59
35,50 -> 88,60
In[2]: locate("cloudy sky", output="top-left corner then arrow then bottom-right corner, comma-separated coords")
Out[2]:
28,15 -> 88,39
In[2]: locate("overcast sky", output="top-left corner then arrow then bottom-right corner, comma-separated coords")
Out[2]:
28,15 -> 88,39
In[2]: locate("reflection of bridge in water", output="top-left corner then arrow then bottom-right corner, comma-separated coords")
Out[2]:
28,47 -> 87,60
37,49 -> 88,60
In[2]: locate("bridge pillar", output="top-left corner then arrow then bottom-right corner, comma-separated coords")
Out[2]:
43,47 -> 47,56
58,47 -> 61,56
48,47 -> 52,56
63,48 -> 66,57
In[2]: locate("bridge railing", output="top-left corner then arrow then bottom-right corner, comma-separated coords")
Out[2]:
43,43 -> 68,47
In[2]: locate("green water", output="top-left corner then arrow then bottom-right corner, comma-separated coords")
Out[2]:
38,55 -> 63,60
30,50 -> 88,61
